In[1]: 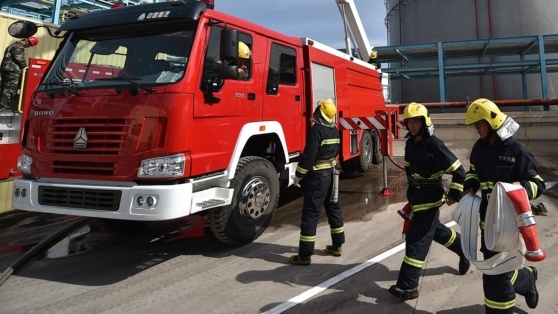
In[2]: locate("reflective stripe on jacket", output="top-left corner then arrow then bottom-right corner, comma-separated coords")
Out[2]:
295,124 -> 340,178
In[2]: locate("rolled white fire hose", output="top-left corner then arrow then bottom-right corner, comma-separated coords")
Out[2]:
452,183 -> 526,275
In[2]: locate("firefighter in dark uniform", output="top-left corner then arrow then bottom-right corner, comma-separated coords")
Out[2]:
463,98 -> 543,313
368,50 -> 381,69
389,102 -> 469,300
289,98 -> 345,265
0,37 -> 38,112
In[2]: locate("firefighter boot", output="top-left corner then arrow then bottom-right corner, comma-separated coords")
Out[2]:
458,256 -> 470,275
325,245 -> 342,257
525,266 -> 539,309
447,236 -> 470,275
388,285 -> 419,300
289,255 -> 311,266
531,202 -> 548,216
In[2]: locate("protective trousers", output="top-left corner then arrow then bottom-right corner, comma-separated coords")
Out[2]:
298,170 -> 345,258
396,207 -> 464,289
480,229 -> 531,313
0,71 -> 19,111
477,199 -> 533,313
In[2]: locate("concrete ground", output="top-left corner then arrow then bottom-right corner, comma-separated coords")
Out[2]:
0,139 -> 556,314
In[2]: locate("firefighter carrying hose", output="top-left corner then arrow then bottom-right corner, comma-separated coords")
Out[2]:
289,98 -> 344,266
463,98 -> 545,313
389,102 -> 469,300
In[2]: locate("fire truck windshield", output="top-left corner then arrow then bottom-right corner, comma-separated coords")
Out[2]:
40,22 -> 196,92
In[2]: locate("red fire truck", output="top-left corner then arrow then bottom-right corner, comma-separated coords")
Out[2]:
11,0 -> 397,245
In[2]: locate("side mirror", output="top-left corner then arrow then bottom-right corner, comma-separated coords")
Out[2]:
220,29 -> 238,61
220,64 -> 239,79
8,21 -> 38,39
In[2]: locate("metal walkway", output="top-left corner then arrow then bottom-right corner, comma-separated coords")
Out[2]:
375,34 -> 558,103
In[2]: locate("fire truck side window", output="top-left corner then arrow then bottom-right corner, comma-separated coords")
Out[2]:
201,27 -> 253,92
266,43 -> 297,95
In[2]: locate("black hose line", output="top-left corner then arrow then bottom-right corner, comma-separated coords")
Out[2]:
0,216 -> 91,287
388,154 -> 405,171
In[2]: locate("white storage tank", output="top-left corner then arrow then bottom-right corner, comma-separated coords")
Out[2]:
384,0 -> 558,104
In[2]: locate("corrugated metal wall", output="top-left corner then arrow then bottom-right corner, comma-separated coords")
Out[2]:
0,180 -> 14,213
385,0 -> 558,103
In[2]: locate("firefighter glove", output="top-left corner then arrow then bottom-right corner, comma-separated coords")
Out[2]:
292,175 -> 301,188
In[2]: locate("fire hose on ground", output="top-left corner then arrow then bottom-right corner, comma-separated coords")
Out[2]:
0,216 -> 91,287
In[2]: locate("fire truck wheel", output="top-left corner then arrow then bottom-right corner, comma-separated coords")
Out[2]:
353,131 -> 373,173
371,131 -> 383,165
208,156 -> 280,246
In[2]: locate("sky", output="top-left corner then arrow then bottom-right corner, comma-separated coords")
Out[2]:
215,0 -> 388,51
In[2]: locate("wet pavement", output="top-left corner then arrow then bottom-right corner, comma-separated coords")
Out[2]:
0,140 -> 557,313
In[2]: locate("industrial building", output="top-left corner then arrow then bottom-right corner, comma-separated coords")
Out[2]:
378,0 -> 558,106
3,0 -> 558,107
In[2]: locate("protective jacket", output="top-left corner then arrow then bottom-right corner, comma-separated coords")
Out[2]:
1,41 -> 27,74
295,115 -> 339,178
404,134 -> 465,212
464,137 -> 545,215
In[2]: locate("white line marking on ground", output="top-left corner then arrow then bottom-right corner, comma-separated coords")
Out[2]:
263,221 -> 457,314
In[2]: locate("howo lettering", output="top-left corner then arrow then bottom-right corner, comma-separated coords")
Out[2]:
11,0 -> 397,245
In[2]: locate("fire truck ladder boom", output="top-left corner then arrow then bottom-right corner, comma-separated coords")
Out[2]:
335,0 -> 373,62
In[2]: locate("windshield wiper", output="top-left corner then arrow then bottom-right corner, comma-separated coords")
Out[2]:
96,76 -> 155,94
41,80 -> 79,96
42,79 -> 80,96
56,67 -> 81,96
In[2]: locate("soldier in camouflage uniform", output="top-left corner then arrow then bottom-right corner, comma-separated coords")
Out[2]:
0,37 -> 38,112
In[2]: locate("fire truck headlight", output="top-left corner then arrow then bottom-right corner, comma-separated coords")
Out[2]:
17,154 -> 33,174
138,154 -> 185,178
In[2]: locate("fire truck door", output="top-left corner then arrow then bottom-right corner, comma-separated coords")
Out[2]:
262,42 -> 303,152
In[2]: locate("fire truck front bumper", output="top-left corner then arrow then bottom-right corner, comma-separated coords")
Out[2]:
12,178 -> 234,221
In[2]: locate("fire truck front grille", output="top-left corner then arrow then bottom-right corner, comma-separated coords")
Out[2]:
44,118 -> 140,155
53,161 -> 115,175
38,186 -> 121,211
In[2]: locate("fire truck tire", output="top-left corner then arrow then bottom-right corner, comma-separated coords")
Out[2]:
353,131 -> 373,173
208,156 -> 279,246
371,131 -> 383,165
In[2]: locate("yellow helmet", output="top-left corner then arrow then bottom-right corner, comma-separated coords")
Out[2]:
466,98 -> 507,130
238,41 -> 251,59
318,98 -> 337,123
369,50 -> 378,59
403,102 -> 432,127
